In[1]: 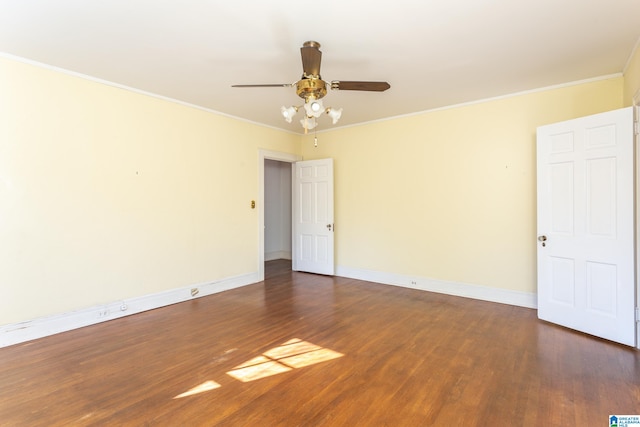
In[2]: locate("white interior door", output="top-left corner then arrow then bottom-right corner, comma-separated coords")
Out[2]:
292,159 -> 334,275
536,107 -> 636,346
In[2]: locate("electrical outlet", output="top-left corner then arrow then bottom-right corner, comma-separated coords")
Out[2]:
97,308 -> 109,318
411,280 -> 417,285
120,302 -> 128,312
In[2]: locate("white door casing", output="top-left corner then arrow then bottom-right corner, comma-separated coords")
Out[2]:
536,107 -> 635,346
635,93 -> 640,349
292,159 -> 334,275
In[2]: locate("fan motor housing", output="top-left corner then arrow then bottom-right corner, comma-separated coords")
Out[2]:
296,78 -> 327,100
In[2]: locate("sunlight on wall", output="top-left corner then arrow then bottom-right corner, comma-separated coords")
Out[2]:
623,41 -> 640,106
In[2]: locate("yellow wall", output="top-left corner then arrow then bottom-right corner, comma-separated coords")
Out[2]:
0,52 -> 629,328
624,40 -> 640,105
0,57 -> 300,325
302,77 -> 624,294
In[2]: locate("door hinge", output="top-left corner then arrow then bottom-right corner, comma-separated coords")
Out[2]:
636,307 -> 640,322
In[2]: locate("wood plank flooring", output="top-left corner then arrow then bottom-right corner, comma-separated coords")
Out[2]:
0,259 -> 638,426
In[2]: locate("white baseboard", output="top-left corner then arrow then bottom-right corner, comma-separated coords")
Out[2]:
1,266 -> 537,349
0,272 -> 260,349
265,251 -> 292,261
336,265 -> 537,309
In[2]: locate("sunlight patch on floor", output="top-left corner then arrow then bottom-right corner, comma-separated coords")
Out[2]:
173,380 -> 221,399
227,359 -> 293,382
173,339 -> 343,398
227,338 -> 343,382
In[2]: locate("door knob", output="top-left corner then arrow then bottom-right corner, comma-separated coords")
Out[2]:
538,235 -> 547,242
327,224 -> 333,231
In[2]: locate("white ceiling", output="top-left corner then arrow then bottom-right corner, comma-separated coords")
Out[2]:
1,0 -> 639,134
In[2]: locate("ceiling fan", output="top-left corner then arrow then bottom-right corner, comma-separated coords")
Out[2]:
232,41 -> 390,132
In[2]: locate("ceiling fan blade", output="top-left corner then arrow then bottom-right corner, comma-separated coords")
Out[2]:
300,41 -> 322,77
331,81 -> 390,92
231,84 -> 293,88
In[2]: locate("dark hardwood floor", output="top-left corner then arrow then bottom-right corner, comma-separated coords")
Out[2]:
0,259 -> 638,426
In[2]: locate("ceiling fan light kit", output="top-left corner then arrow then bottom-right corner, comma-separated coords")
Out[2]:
232,41 -> 390,134
300,116 -> 318,131
327,107 -> 342,124
280,105 -> 298,123
304,97 -> 324,118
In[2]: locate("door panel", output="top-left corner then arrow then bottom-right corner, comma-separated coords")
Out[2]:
550,162 -> 573,234
293,159 -> 334,275
586,157 -> 616,237
537,107 -> 635,346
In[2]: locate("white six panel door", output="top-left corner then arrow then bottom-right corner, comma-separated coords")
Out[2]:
292,159 -> 334,275
536,107 -> 635,346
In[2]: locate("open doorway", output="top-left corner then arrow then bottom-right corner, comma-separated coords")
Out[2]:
258,150 -> 301,281
264,159 -> 292,262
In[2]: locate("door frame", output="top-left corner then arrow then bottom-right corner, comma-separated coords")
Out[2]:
258,149 -> 302,281
634,91 -> 640,349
